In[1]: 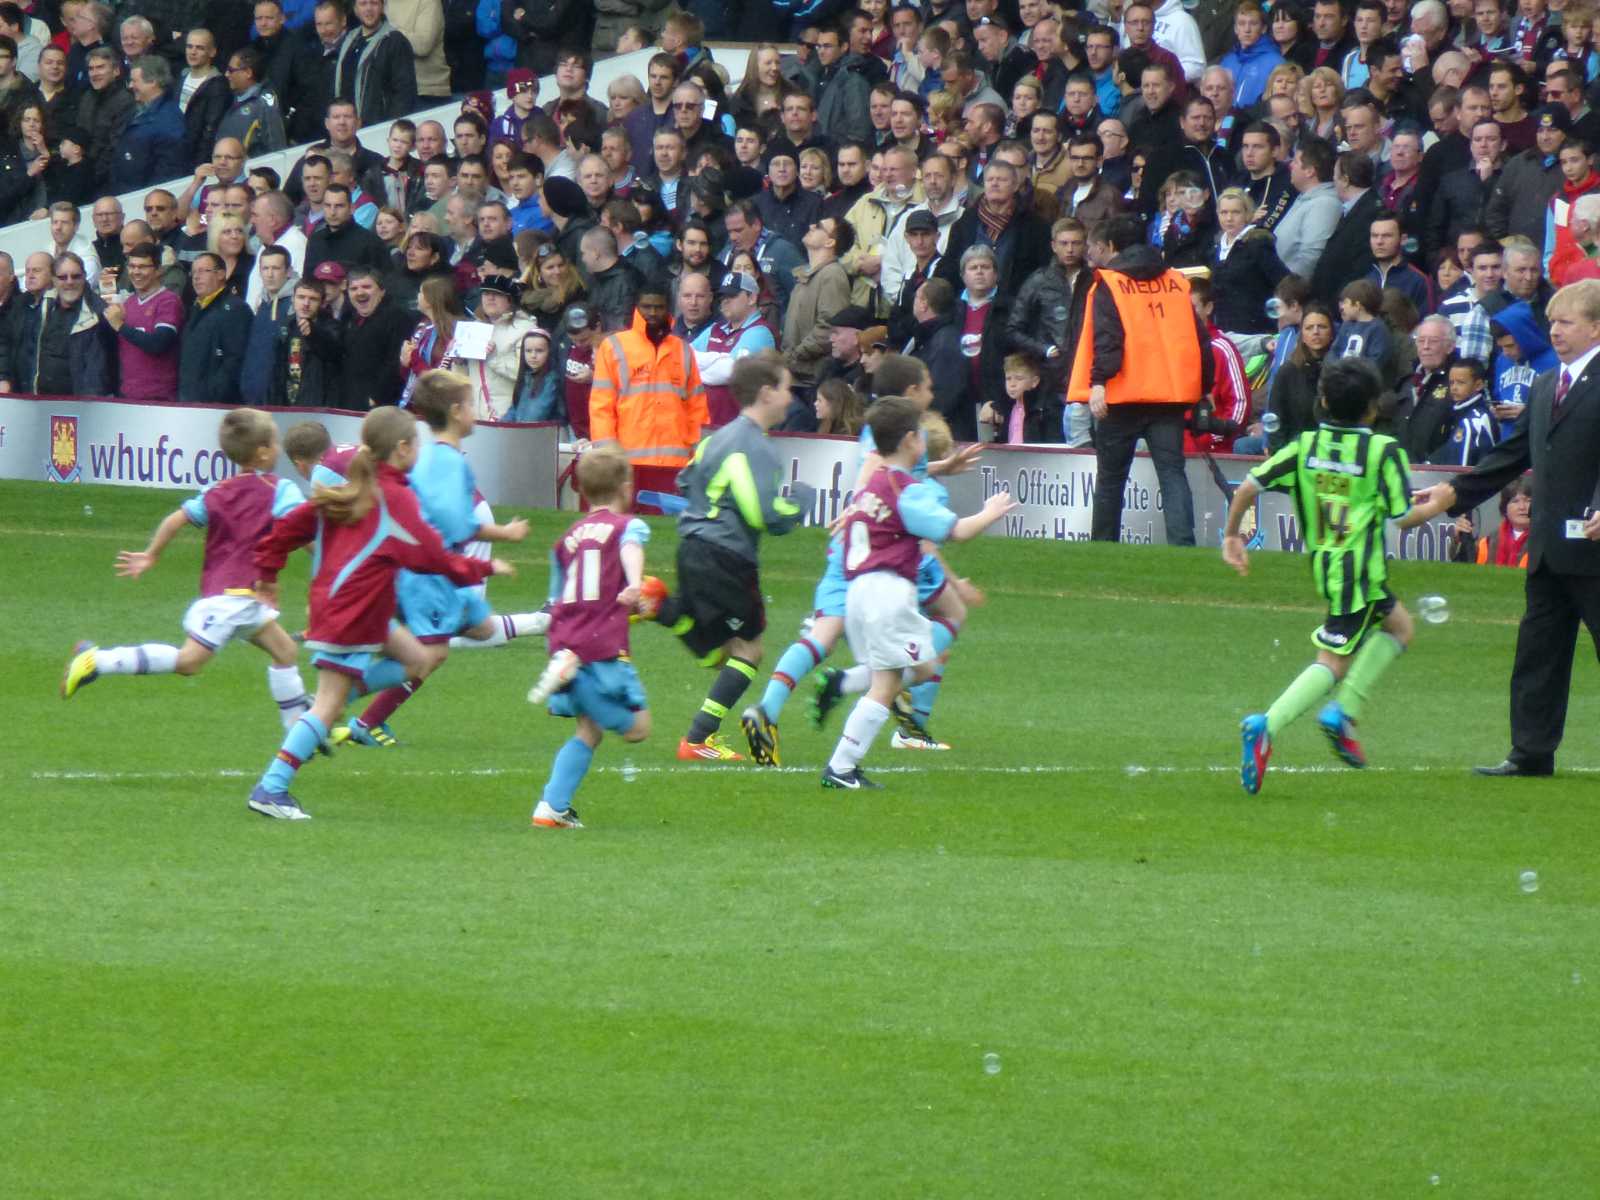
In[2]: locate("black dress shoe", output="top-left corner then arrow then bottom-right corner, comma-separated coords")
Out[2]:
1474,759 -> 1555,777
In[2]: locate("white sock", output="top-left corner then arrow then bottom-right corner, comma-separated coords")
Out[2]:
267,664 -> 310,730
828,698 -> 890,774
98,644 -> 178,675
449,611 -> 549,650
839,665 -> 872,695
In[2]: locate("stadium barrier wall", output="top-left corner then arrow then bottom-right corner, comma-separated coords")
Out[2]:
0,47 -> 753,267
769,434 -> 1495,562
0,394 -> 559,507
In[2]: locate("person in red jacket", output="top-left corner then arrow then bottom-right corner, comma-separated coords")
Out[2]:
1185,275 -> 1252,454
245,406 -> 512,821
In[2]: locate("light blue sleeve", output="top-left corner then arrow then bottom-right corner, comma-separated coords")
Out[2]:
691,324 -> 711,351
310,464 -> 346,490
737,324 -> 776,354
898,480 -> 959,543
411,446 -> 480,547
546,548 -> 565,606
181,490 -> 208,527
622,517 -> 651,546
272,477 -> 306,518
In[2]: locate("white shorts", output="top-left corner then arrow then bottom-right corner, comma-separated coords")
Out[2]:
845,572 -> 937,671
183,594 -> 279,651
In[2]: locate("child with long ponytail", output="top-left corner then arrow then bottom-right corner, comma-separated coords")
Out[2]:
247,407 -> 514,820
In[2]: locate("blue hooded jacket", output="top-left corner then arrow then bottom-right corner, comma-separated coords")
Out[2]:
1218,37 -> 1285,109
476,0 -> 517,81
1490,299 -> 1557,434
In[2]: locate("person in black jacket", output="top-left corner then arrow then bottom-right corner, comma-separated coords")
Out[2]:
249,0 -> 317,136
1006,216 -> 1093,442
1138,95 -> 1234,219
0,253 -> 117,395
332,0 -> 418,126
934,160 -> 1050,298
902,277 -> 967,433
1264,301 -> 1335,450
340,265 -> 413,408
1427,117 -> 1504,264
76,47 -> 133,192
945,244 -> 1010,443
1411,279 -> 1600,776
179,32 -> 230,169
1209,187 -> 1290,336
179,252 -> 251,404
1310,150 -> 1379,303
303,183 -> 391,278
269,278 -> 343,406
578,225 -> 642,333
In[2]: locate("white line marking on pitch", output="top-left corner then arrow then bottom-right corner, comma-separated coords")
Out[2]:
29,763 -> 1600,783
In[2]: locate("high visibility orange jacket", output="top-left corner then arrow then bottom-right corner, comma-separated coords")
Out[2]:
1066,258 -> 1208,406
589,312 -> 710,467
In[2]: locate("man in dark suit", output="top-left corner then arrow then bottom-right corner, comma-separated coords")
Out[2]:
1414,279 -> 1600,776
1310,150 -> 1379,304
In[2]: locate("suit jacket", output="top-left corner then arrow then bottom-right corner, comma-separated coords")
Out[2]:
1310,187 -> 1378,304
1449,359 -> 1600,574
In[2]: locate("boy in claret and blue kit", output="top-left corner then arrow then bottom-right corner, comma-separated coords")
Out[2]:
334,371 -> 547,748
818,397 -> 1015,790
248,407 -> 511,820
525,447 -> 660,829
61,409 -> 312,731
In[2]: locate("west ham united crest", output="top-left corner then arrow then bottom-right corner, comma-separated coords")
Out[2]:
48,415 -> 81,484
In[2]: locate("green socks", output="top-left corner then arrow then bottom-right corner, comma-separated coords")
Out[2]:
1334,632 -> 1405,721
1266,664 -> 1336,736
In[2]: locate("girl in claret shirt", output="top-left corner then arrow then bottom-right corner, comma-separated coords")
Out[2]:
245,407 -> 511,821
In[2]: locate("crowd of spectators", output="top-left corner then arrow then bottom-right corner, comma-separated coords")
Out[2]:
0,0 -> 1571,557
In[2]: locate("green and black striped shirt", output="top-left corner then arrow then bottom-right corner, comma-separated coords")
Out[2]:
1250,424 -> 1412,614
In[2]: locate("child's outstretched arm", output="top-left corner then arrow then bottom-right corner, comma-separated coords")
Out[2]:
115,508 -> 193,579
1222,476 -> 1263,575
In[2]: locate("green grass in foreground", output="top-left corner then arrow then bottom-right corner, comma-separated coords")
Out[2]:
3,479 -> 1599,1198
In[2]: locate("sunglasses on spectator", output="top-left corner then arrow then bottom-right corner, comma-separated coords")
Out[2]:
55,272 -> 84,281
672,101 -> 700,109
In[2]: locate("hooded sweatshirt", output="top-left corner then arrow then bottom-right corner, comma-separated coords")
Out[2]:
1219,36 -> 1285,109
1150,0 -> 1206,82
1490,299 -> 1558,432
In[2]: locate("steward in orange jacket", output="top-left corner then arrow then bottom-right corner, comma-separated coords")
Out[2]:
1066,233 -> 1213,544
589,298 -> 710,468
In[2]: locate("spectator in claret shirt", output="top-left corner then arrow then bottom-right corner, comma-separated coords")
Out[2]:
103,242 -> 183,401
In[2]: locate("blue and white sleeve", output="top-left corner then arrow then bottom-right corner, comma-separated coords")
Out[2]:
272,478 -> 306,518
546,548 -> 565,606
622,517 -> 651,546
898,481 -> 959,543
310,464 -> 346,490
181,490 -> 208,527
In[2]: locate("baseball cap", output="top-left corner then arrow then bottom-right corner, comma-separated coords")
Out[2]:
1535,103 -> 1575,133
565,305 -> 594,333
904,209 -> 938,234
312,261 -> 346,282
717,271 -> 758,297
828,305 -> 874,330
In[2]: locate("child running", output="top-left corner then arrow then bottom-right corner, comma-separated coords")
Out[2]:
649,350 -> 816,762
61,409 -> 311,732
526,447 -> 655,829
1224,357 -> 1433,792
248,407 -> 511,820
743,354 -> 980,765
333,370 -> 544,747
819,397 -> 1015,789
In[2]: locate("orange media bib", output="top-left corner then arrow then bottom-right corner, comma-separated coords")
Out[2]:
1067,268 -> 1203,406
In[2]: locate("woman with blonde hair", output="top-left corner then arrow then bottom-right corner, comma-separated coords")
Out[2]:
730,43 -> 793,127
1297,67 -> 1344,140
521,242 -> 587,333
1261,62 -> 1304,108
798,146 -> 833,195
206,214 -> 254,299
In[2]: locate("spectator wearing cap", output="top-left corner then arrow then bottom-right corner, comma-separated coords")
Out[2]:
690,270 -> 777,426
754,149 -> 822,249
313,259 -> 349,318
341,265 -> 413,408
468,273 -> 534,420
303,182 -> 390,279
179,252 -> 252,405
782,215 -> 856,386
1487,104 -> 1572,252
491,69 -> 539,146
579,225 -> 641,333
814,304 -> 874,396
557,304 -> 600,441
884,206 -> 946,343
542,173 -> 595,265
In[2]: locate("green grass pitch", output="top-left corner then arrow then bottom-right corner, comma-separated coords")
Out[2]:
5,478 -> 1600,1197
